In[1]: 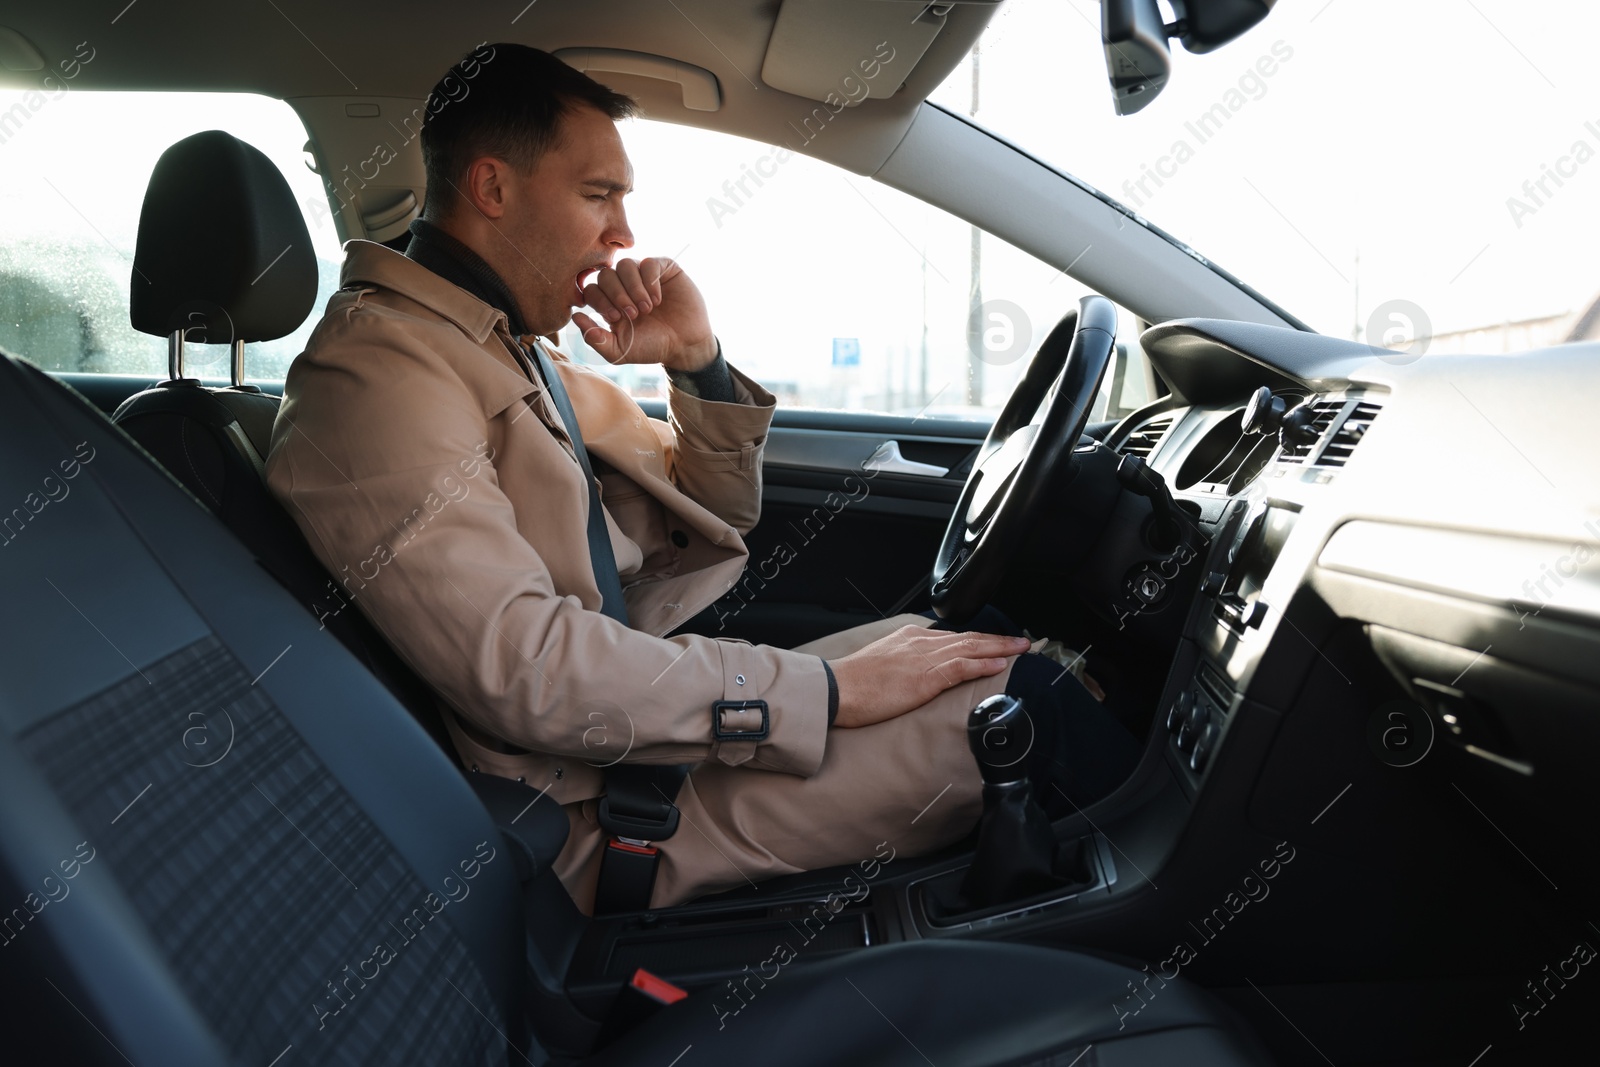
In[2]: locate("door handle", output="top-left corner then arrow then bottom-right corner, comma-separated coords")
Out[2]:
863,440 -> 949,477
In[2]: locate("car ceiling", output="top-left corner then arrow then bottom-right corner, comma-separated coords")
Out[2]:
0,0 -> 996,174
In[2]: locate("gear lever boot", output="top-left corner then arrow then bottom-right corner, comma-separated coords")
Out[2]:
959,694 -> 1063,909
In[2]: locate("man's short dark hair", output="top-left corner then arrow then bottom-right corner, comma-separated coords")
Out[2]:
420,43 -> 637,219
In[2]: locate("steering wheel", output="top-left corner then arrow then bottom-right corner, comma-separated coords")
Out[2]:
930,295 -> 1118,620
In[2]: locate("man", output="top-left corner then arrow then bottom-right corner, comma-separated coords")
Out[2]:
267,43 -> 1136,913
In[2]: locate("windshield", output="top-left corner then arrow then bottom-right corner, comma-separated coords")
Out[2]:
931,0 -> 1600,352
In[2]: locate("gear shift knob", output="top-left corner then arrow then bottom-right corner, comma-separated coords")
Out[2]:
959,693 -> 1061,910
967,694 -> 1034,785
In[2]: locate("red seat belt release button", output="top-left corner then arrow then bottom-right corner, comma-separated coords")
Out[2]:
631,968 -> 689,1005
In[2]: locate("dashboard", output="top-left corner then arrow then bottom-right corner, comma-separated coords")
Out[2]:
1131,383 -> 1386,782
1103,318 -> 1600,885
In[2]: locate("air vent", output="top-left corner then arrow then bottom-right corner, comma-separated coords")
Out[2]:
1277,401 -> 1343,463
1120,415 -> 1174,460
1318,401 -> 1382,467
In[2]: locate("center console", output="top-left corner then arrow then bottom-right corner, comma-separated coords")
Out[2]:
1159,389 -> 1382,790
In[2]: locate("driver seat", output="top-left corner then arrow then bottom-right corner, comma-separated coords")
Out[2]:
109,130 -> 457,754
0,345 -> 1272,1065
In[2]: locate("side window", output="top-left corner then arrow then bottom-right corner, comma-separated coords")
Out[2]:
559,118 -> 1154,421
0,88 -> 342,380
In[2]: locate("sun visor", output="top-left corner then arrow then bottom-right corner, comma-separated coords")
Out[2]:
554,48 -> 722,112
760,0 -> 985,104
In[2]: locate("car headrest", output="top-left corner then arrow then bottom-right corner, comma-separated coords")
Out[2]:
130,130 -> 317,344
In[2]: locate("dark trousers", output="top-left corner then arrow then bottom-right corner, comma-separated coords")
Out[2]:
923,607 -> 1142,820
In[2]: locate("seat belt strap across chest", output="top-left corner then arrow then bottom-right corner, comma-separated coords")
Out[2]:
518,337 -> 629,622
514,337 -> 691,915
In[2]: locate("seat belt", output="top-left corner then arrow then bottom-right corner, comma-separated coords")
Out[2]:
515,337 -> 691,915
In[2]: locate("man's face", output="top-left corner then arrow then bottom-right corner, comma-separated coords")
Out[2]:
496,103 -> 635,335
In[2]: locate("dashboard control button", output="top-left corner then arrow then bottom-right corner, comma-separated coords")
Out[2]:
1177,701 -> 1210,752
1200,570 -> 1226,597
1165,690 -> 1193,733
1241,600 -> 1269,628
1190,722 -> 1220,772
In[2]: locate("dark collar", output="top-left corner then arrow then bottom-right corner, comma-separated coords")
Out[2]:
404,218 -> 531,336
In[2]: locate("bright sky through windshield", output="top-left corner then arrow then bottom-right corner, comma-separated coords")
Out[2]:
931,0 -> 1600,346
3,0 -> 1592,396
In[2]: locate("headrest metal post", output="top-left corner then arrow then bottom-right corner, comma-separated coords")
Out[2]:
168,329 -> 186,381
231,340 -> 246,389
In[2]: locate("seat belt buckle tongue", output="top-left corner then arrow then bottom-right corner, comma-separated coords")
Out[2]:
597,789 -> 681,840
595,765 -> 690,913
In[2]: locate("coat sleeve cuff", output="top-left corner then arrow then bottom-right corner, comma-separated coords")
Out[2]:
822,659 -> 839,728
665,341 -> 735,403
708,641 -> 829,776
667,360 -> 776,464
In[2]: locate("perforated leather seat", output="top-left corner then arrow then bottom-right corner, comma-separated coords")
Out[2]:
0,347 -> 1272,1066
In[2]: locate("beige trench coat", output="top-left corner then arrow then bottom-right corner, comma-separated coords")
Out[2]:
266,241 -> 1012,911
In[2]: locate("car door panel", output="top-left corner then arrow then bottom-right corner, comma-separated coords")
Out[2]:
642,400 -> 987,648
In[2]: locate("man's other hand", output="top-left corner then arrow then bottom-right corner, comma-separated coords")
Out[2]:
572,257 -> 717,372
828,626 -> 1031,729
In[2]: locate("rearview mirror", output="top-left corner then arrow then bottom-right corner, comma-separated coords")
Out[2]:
1101,0 -> 1278,115
1102,0 -> 1171,116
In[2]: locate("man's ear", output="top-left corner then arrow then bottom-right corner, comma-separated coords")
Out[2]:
461,156 -> 511,220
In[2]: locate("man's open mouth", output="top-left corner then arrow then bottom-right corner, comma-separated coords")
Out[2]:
572,263 -> 607,306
